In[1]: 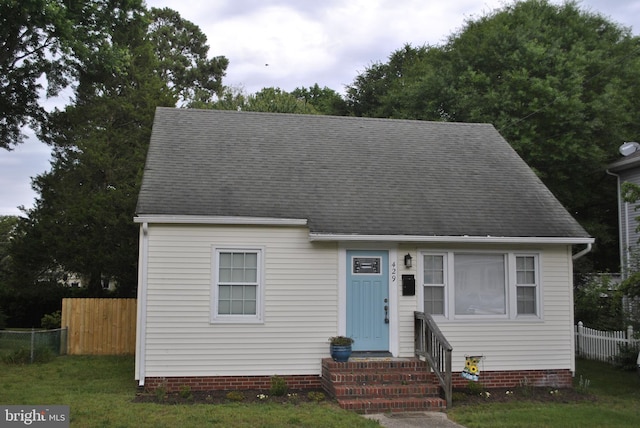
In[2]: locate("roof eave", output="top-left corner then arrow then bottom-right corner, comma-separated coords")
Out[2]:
308,233 -> 594,245
134,215 -> 308,226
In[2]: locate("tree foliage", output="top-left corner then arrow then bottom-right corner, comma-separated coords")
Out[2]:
574,274 -> 624,330
347,0 -> 640,272
7,5 -> 224,297
0,216 -> 18,283
205,85 -> 347,115
147,7 -> 229,106
0,0 -> 147,149
291,84 -> 348,116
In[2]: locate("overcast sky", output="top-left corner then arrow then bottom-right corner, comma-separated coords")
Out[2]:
1,0 -> 639,216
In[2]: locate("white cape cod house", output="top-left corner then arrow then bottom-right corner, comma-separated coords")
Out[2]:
134,108 -> 593,412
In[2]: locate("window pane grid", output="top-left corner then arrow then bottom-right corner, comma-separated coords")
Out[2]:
423,254 -> 445,315
423,255 -> 444,284
424,286 -> 444,315
517,286 -> 536,315
217,251 -> 259,317
516,256 -> 536,285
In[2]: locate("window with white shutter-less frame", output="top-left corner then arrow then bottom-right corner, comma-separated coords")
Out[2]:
212,248 -> 264,323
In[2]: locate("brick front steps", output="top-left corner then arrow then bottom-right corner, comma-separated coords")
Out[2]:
321,357 -> 446,414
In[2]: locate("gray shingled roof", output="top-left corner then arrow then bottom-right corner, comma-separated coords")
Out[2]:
136,107 -> 589,238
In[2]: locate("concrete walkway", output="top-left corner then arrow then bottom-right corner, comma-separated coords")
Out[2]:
363,412 -> 466,428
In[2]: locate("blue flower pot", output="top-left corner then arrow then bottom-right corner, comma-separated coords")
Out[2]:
330,344 -> 352,362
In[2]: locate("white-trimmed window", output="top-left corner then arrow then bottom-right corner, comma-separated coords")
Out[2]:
419,251 -> 541,320
423,254 -> 446,315
515,255 -> 538,316
212,248 -> 264,323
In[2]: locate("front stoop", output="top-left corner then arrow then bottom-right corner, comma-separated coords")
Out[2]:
321,358 -> 446,414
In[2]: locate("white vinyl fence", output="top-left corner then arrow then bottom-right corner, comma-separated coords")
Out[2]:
575,321 -> 638,362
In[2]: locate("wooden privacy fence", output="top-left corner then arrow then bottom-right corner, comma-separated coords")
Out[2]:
574,321 -> 638,362
61,298 -> 136,355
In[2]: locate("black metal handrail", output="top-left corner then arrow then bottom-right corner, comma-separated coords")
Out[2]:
414,311 -> 453,407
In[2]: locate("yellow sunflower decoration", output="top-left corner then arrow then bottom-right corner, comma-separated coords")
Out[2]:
461,356 -> 482,381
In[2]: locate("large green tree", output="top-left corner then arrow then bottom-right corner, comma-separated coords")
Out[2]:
8,6 -> 227,296
291,84 -> 348,116
347,0 -> 640,272
147,7 -> 229,106
205,85 -> 347,115
0,0 -> 145,149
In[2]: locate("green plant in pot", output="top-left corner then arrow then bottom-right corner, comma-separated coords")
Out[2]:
329,336 -> 354,362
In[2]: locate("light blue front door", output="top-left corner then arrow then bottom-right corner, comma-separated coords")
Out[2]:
346,250 -> 389,351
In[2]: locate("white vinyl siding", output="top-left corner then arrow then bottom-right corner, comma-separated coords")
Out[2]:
141,224 -> 338,377
140,231 -> 576,378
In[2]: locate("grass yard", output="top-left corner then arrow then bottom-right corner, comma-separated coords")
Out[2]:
1,356 -> 639,427
448,358 -> 640,428
0,356 -> 380,427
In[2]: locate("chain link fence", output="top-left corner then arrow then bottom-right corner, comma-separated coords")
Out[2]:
0,328 -> 67,363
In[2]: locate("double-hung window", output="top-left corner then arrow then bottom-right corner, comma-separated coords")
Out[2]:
515,255 -> 538,316
212,248 -> 264,323
423,254 -> 446,316
420,251 -> 541,320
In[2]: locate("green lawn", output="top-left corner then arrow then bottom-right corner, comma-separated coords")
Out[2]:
0,356 -> 380,427
1,356 -> 638,427
448,358 -> 640,428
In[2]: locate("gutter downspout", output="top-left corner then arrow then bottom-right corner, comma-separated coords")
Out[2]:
572,243 -> 592,261
606,169 -> 628,277
135,222 -> 149,386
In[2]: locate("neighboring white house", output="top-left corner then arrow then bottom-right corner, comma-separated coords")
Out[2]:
134,108 -> 593,392
608,146 -> 640,278
607,144 -> 640,319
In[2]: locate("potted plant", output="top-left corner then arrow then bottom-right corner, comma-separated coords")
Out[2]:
329,336 -> 354,362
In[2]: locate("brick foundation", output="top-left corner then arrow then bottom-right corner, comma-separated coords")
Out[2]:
143,368 -> 572,394
451,369 -> 573,389
143,375 -> 322,393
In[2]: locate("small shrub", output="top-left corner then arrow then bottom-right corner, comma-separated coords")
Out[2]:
306,391 -> 325,402
612,342 -> 640,371
154,385 -> 167,402
270,375 -> 288,396
466,380 -> 484,395
226,390 -> 245,401
329,336 -> 354,346
576,375 -> 591,394
41,310 -> 61,330
517,377 -> 534,397
178,384 -> 192,400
